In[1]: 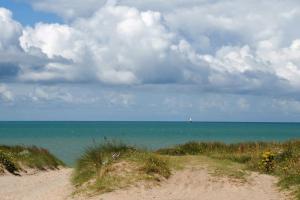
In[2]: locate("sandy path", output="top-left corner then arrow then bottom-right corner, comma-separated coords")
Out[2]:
0,168 -> 289,200
0,168 -> 73,200
99,168 -> 289,200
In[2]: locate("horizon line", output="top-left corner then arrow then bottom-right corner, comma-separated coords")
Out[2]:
1,120 -> 300,123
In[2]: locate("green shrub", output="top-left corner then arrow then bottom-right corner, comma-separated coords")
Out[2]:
260,151 -> 275,173
279,174 -> 300,188
0,145 -> 64,174
221,154 -> 252,164
157,142 -> 228,155
275,148 -> 294,163
0,151 -> 18,174
143,154 -> 171,178
177,142 -> 205,155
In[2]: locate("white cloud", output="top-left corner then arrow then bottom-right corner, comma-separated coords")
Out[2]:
20,23 -> 79,60
18,5 -> 186,85
269,40 -> 300,88
0,7 -> 22,51
28,0 -> 107,20
25,1 -> 300,49
1,1 -> 300,101
3,1 -> 300,121
26,0 -> 206,20
0,84 -> 14,102
197,39 -> 300,94
13,2 -> 300,95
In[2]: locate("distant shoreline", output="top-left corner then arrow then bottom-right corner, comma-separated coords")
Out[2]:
1,120 -> 300,123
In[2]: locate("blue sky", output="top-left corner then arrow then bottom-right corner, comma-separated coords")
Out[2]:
1,0 -> 300,121
0,0 -> 61,25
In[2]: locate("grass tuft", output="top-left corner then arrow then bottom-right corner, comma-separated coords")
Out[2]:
72,141 -> 171,195
72,141 -> 135,186
0,145 -> 65,175
142,154 -> 171,179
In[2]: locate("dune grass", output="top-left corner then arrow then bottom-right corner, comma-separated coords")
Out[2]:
158,140 -> 300,199
73,140 -> 300,199
0,145 -> 65,175
72,141 -> 171,195
72,141 -> 252,197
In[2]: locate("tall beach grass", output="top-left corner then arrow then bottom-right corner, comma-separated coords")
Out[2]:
72,141 -> 170,194
0,145 -> 65,175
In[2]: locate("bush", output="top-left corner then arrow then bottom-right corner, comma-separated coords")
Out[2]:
223,154 -> 252,164
143,154 -> 171,178
157,142 -> 228,155
0,151 -> 18,174
275,148 -> 294,163
259,151 -> 275,173
0,145 -> 64,174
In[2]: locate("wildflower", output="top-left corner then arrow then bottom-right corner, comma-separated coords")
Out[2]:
260,151 -> 275,173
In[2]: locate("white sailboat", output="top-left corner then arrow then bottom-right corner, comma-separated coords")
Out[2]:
188,117 -> 192,123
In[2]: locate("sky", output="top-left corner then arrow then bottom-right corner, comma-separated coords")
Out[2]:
1,0 -> 300,121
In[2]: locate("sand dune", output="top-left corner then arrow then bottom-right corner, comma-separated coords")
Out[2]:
0,168 -> 289,200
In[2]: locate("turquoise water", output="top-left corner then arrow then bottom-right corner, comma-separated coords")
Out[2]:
1,121 -> 300,165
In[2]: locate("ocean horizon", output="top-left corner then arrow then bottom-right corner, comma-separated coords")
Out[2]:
1,121 -> 300,165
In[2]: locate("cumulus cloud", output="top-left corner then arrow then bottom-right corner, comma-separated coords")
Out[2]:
0,7 -> 66,82
200,39 -> 300,94
0,8 -> 22,80
163,0 -> 300,49
1,0 -> 300,101
18,5 -> 188,85
0,7 -> 22,50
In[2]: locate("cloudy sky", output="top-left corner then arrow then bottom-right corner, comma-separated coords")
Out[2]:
1,0 -> 300,121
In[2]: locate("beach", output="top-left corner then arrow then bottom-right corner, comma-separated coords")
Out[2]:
1,130 -> 299,199
0,169 -> 72,200
0,166 -> 290,200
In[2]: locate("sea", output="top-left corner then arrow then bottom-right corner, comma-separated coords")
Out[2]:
1,121 -> 300,165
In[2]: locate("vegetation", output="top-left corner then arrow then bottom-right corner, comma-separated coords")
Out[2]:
142,154 -> 171,179
72,140 -> 300,199
0,151 -> 18,175
72,141 -> 171,195
0,145 -> 65,175
2,140 -> 300,198
158,140 -> 300,199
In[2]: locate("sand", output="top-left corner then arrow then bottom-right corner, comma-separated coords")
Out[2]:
0,168 -> 73,200
0,167 -> 290,200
